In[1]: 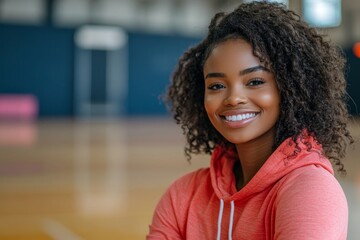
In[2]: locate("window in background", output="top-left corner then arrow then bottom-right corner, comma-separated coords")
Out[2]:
53,0 -> 90,26
0,0 -> 45,24
303,0 -> 342,28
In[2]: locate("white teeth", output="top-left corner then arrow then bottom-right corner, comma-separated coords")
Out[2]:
225,113 -> 256,122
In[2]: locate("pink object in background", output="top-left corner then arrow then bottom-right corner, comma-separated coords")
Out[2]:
0,95 -> 38,146
0,94 -> 38,120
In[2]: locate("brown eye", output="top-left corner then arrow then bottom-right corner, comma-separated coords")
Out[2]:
208,83 -> 225,90
247,78 -> 265,86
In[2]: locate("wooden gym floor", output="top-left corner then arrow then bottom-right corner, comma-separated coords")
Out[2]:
0,117 -> 359,240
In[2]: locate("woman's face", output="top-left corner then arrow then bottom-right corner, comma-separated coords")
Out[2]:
203,38 -> 280,145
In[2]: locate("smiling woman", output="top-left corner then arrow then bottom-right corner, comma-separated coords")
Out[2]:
147,2 -> 353,240
203,39 -> 281,189
203,39 -> 280,150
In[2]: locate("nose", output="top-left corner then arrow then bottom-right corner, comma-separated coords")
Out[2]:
223,88 -> 248,106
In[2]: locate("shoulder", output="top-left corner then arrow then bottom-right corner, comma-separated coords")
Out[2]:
158,167 -> 212,213
151,168 -> 211,229
167,167 -> 211,196
275,165 -> 348,239
148,168 -> 210,239
153,167 -> 211,209
278,164 -> 345,199
277,164 -> 347,209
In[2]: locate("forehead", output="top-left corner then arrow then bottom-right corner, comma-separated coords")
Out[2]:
203,39 -> 261,72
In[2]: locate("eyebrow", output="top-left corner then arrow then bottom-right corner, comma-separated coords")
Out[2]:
205,65 -> 270,79
239,65 -> 270,76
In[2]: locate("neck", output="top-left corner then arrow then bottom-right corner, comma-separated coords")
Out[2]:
234,128 -> 276,190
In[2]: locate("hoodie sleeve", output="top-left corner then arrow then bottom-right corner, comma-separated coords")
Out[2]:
274,165 -> 348,240
146,169 -> 208,240
146,185 -> 184,240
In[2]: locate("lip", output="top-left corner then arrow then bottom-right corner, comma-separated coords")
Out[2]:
219,110 -> 260,128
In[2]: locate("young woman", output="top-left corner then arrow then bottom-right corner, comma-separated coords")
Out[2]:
147,2 -> 353,239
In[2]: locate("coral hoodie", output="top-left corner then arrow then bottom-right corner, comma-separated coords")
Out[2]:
147,135 -> 348,240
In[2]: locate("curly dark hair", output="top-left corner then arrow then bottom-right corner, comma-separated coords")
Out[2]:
166,2 -> 354,173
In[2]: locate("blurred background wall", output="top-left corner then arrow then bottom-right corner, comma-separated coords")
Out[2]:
0,0 -> 359,118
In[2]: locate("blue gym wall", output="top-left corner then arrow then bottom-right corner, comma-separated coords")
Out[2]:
127,32 -> 200,116
0,23 -> 359,117
0,24 -> 74,116
0,23 -> 201,117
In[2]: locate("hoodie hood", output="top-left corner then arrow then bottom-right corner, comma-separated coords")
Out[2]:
210,133 -> 334,202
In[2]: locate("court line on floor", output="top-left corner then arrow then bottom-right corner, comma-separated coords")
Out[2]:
42,219 -> 83,240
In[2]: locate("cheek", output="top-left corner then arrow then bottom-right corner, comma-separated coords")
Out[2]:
257,90 -> 280,115
204,94 -> 219,117
260,90 -> 279,105
204,94 -> 213,111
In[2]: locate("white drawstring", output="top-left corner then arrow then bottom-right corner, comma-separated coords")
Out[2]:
216,199 -> 224,240
217,200 -> 235,240
228,201 -> 235,240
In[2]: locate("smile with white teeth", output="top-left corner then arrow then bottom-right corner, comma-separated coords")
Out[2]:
224,113 -> 257,122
